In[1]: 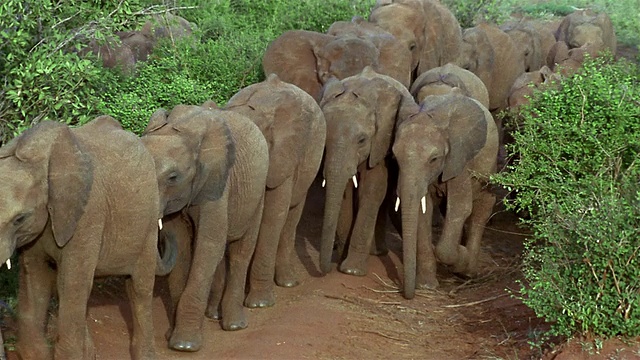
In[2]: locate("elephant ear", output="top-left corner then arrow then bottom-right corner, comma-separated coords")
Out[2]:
319,77 -> 346,106
367,76 -> 416,168
438,95 -> 488,181
266,99 -> 308,188
460,27 -> 494,88
143,108 -> 169,134
201,100 -> 219,110
173,109 -> 236,204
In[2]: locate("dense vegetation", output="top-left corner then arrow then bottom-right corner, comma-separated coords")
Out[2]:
1,0 -> 639,351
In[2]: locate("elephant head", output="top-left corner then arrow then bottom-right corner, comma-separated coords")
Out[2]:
318,67 -> 417,274
557,9 -> 616,55
508,65 -> 559,110
392,93 -> 491,298
141,105 -> 236,216
410,63 -> 490,109
262,30 -> 384,102
0,121 -> 93,265
501,21 -> 551,72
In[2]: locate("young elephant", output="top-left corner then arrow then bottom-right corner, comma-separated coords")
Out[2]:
141,105 -> 269,352
222,74 -> 326,308
0,117 -> 175,359
556,9 -> 616,55
392,92 -> 498,299
410,63 -> 490,109
319,66 -> 416,276
500,20 -> 557,72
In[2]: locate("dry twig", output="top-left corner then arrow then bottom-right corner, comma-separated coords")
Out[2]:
442,293 -> 508,308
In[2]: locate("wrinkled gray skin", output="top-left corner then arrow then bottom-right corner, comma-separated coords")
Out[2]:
410,63 -> 490,108
319,66 -> 416,276
392,93 -> 498,299
220,74 -> 326,308
500,20 -> 557,72
0,117 -> 175,359
142,105 -> 269,353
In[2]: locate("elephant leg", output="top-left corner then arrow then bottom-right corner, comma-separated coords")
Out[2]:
165,214 -> 193,338
335,183 -> 355,261
340,164 -> 388,276
435,176 -> 473,271
170,201 -> 227,352
221,202 -> 262,331
16,249 -> 56,360
126,236 -> 158,360
370,196 -> 389,256
205,256 -> 227,320
461,190 -> 495,276
274,194 -> 306,288
245,178 -> 293,308
54,255 -> 99,359
416,197 -> 438,289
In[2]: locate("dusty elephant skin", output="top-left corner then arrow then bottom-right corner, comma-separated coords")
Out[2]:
223,74 -> 326,308
392,92 -> 498,299
141,105 -> 269,352
262,26 -> 412,103
409,63 -> 490,109
318,66 -> 416,277
369,0 -> 462,78
0,117 -> 175,359
500,19 -> 557,72
556,9 -> 616,55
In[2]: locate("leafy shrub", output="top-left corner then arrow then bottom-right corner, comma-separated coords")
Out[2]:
442,0 -> 514,27
493,55 -> 640,340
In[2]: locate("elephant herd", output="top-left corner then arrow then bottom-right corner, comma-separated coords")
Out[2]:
0,1 -> 617,359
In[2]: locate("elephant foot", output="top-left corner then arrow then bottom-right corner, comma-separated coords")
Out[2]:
221,310 -> 248,331
416,277 -> 439,290
275,269 -> 299,288
169,327 -> 203,352
338,255 -> 368,276
244,288 -> 276,308
17,338 -> 52,360
205,303 -> 221,320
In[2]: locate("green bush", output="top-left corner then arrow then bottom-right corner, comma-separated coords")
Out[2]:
494,55 -> 640,340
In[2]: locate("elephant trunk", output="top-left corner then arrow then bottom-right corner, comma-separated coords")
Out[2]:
156,227 -> 178,276
398,171 -> 420,300
319,144 -> 354,275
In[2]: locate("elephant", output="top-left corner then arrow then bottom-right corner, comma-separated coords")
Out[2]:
369,0 -> 462,78
327,17 -> 412,88
116,30 -> 155,62
141,12 -> 194,41
409,63 -> 490,109
392,91 -> 499,299
456,22 -> 526,113
500,19 -> 557,72
77,36 -> 137,75
507,65 -> 560,110
556,9 -> 616,56
219,74 -> 326,308
141,104 -> 269,352
0,116 -> 176,359
547,40 -> 601,77
262,29 -> 411,103
319,66 -> 416,276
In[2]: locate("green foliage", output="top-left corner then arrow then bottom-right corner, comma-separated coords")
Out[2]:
493,55 -> 640,340
442,0 -> 514,27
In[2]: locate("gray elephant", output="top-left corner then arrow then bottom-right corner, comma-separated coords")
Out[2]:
546,40 -> 601,77
141,105 -> 269,352
456,22 -> 526,113
0,117 -> 175,359
219,74 -> 326,308
392,92 -> 498,299
500,19 -> 557,72
262,28 -> 411,103
369,0 -> 462,77
319,66 -> 416,276
410,63 -> 490,109
556,9 -> 616,55
508,65 -> 560,110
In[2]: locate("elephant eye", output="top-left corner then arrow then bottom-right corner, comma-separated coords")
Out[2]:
357,135 -> 367,145
429,157 -> 439,164
409,42 -> 417,51
12,212 -> 30,227
166,172 -> 180,184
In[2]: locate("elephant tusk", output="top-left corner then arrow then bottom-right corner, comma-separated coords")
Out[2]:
421,196 -> 426,214
158,218 -> 163,230
322,179 -> 326,188
5,258 -> 11,270
352,175 -> 358,189
395,197 -> 400,212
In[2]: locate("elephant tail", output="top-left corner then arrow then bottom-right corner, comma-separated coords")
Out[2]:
155,229 -> 178,276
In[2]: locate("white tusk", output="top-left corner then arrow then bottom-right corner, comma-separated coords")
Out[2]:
352,175 -> 358,189
5,258 -> 11,270
394,197 -> 400,212
421,196 -> 427,214
158,218 -> 163,230
322,179 -> 326,188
